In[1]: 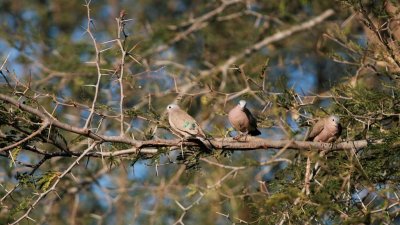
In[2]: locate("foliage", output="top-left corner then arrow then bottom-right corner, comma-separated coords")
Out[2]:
0,0 -> 399,225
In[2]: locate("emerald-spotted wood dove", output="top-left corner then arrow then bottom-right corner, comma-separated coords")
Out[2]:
228,100 -> 261,136
307,115 -> 342,142
166,104 -> 207,138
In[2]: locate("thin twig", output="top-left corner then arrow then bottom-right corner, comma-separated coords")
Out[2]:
83,1 -> 103,129
9,141 -> 99,225
0,120 -> 50,153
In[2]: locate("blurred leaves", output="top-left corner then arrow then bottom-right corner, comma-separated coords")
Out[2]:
0,0 -> 399,224
35,171 -> 61,192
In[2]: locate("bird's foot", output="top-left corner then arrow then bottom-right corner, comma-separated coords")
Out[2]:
233,133 -> 244,141
233,133 -> 248,142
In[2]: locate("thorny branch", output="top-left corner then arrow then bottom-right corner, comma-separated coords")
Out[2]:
9,141 -> 99,225
83,1 -> 104,129
1,1 -> 398,224
170,9 -> 335,105
0,93 -> 376,154
0,120 -> 49,152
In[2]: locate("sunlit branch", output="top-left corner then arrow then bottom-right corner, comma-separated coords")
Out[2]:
0,94 -> 375,155
116,14 -> 128,136
83,1 -> 103,129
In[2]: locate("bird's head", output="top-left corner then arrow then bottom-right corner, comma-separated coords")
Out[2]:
166,104 -> 179,112
328,115 -> 340,126
238,100 -> 247,109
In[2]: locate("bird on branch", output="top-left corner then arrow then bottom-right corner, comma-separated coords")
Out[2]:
228,100 -> 261,140
166,104 -> 212,150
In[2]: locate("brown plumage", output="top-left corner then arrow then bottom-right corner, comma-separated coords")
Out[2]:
166,104 -> 213,150
166,104 -> 206,138
307,115 -> 342,143
228,100 -> 261,136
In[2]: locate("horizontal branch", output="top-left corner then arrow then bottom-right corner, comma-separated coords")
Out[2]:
89,137 -> 372,157
212,137 -> 370,151
0,94 -> 376,157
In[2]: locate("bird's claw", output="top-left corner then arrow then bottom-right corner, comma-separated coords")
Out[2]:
233,133 -> 249,142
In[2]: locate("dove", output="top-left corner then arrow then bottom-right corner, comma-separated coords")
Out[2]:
166,104 -> 212,149
228,100 -> 261,138
307,115 -> 342,143
306,116 -> 343,188
166,104 -> 206,138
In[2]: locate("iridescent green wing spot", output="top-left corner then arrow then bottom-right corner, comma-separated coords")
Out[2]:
183,121 -> 196,130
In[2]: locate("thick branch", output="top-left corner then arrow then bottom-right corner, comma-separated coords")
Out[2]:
0,94 -> 374,156
90,138 -> 371,157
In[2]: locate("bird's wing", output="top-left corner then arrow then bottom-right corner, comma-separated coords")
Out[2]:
336,123 -> 343,138
244,108 -> 258,130
307,118 -> 325,140
170,109 -> 202,136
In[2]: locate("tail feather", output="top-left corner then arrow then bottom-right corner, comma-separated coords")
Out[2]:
197,137 -> 213,151
249,129 -> 261,136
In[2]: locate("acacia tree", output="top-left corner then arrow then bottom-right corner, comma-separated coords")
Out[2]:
0,0 -> 399,224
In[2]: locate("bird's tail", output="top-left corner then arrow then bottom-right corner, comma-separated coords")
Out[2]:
249,129 -> 261,136
197,137 -> 213,151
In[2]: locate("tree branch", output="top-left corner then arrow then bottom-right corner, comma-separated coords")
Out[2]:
0,94 -> 375,157
0,120 -> 49,153
171,9 -> 335,104
83,1 -> 104,129
9,141 -> 99,225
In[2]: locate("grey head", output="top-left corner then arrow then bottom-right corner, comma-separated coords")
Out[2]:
328,115 -> 340,126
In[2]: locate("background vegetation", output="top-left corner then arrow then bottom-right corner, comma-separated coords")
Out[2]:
0,0 -> 399,224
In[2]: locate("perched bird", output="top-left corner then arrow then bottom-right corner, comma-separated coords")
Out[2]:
307,116 -> 343,187
166,104 -> 206,138
307,115 -> 342,143
228,100 -> 261,138
166,104 -> 212,150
